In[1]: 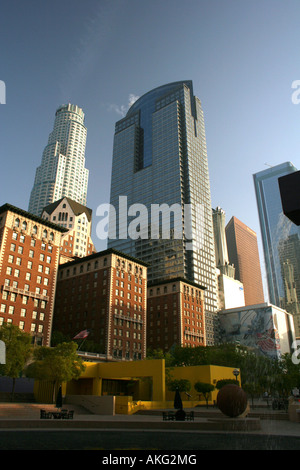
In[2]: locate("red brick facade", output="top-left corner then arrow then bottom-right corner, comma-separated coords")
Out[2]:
147,278 -> 206,351
0,204 -> 66,346
53,249 -> 148,360
226,216 -> 265,306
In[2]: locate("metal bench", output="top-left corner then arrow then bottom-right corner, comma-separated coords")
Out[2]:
162,411 -> 175,421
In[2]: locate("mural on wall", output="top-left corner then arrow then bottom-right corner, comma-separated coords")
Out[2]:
219,307 -> 281,358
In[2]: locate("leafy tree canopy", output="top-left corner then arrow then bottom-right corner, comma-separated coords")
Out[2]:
26,342 -> 85,385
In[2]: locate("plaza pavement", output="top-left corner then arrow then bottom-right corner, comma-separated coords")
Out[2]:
0,402 -> 299,437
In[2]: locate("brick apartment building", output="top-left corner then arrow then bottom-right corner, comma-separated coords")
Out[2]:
53,249 -> 148,360
147,278 -> 206,352
0,203 -> 67,346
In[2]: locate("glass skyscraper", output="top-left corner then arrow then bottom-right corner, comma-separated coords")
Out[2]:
253,162 -> 300,336
108,81 -> 218,344
28,104 -> 89,216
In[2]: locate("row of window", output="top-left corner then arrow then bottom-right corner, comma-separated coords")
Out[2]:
115,280 -> 143,293
115,290 -> 143,302
0,304 -> 45,320
112,339 -> 142,350
60,259 -> 107,278
112,350 -> 142,360
113,329 -> 142,339
3,279 -> 49,297
10,243 -> 52,263
13,219 -> 55,241
0,316 -> 44,333
5,267 -> 50,284
114,317 -> 143,327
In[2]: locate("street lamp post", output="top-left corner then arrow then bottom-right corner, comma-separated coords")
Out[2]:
233,368 -> 240,383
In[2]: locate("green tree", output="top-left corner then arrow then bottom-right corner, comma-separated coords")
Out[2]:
194,381 -> 215,408
167,378 -> 191,393
0,323 -> 32,401
216,379 -> 238,389
26,342 -> 86,403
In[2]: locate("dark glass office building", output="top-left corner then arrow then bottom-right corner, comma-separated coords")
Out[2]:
108,81 -> 218,344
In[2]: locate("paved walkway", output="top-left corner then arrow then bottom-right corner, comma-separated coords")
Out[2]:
0,403 -> 299,437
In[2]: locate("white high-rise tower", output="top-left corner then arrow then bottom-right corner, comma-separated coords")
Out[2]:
28,104 -> 89,216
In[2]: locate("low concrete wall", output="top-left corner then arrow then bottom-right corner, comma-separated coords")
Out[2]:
65,395 -> 115,415
288,398 -> 300,422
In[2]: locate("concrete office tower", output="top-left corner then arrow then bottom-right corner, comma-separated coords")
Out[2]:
108,81 -> 218,345
253,162 -> 300,337
225,216 -> 265,306
212,207 -> 245,310
28,104 -> 89,216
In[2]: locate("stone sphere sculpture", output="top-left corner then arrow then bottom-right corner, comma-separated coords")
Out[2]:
217,384 -> 248,418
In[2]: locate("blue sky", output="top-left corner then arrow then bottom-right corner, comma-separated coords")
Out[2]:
1,0 -> 300,292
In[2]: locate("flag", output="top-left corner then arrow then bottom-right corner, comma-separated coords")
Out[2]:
73,329 -> 90,340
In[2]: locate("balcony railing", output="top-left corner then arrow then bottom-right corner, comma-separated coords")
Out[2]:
2,285 -> 49,302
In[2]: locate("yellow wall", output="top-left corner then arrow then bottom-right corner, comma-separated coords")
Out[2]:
74,359 -> 166,402
34,359 -> 240,409
166,364 -> 240,404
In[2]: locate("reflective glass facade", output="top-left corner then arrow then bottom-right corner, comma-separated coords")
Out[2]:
108,81 -> 218,344
253,162 -> 300,336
